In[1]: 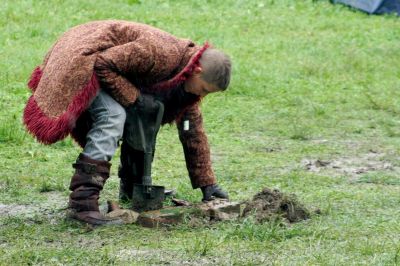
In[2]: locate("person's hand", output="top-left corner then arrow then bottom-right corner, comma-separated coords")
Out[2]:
135,93 -> 159,112
200,184 -> 229,202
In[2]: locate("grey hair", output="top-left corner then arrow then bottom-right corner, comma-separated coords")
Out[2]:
199,48 -> 232,91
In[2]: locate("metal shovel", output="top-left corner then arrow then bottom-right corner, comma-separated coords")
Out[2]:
124,96 -> 165,212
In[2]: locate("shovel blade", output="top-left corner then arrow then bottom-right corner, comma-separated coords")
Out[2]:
132,184 -> 165,212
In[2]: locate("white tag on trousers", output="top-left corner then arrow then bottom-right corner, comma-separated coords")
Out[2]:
183,120 -> 189,131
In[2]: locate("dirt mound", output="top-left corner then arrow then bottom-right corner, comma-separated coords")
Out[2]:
242,188 -> 310,223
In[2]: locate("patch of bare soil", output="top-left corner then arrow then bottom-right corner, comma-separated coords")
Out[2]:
0,192 -> 66,224
242,188 -> 310,223
302,151 -> 398,179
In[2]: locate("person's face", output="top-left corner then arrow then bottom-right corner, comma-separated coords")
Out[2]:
184,67 -> 221,97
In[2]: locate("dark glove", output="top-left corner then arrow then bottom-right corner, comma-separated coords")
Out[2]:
135,93 -> 159,112
201,184 -> 229,202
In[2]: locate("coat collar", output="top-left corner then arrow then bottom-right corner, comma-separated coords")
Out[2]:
148,42 -> 210,92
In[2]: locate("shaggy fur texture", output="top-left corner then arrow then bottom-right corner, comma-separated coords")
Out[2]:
23,20 -> 217,188
24,73 -> 100,145
177,104 -> 216,188
23,20 -> 207,145
149,43 -> 209,92
27,66 -> 42,92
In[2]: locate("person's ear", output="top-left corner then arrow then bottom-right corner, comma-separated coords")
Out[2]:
193,66 -> 202,74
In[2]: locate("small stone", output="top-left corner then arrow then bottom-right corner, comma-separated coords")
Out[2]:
315,160 -> 330,167
171,198 -> 191,206
137,207 -> 203,228
106,209 -> 139,224
198,199 -> 242,221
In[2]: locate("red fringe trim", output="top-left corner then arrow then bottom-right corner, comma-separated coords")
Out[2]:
24,42 -> 210,145
27,66 -> 42,92
70,111 -> 92,148
148,42 -> 210,92
23,70 -> 100,144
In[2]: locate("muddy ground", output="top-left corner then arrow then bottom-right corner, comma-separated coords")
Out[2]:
0,192 -> 66,224
4,144 -> 395,224
0,187 -> 312,226
301,150 -> 399,180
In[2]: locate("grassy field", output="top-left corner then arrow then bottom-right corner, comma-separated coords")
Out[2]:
1,0 -> 400,265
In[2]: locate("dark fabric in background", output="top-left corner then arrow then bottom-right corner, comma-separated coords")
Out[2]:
332,0 -> 400,15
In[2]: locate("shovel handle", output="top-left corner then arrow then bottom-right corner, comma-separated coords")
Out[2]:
142,152 -> 153,186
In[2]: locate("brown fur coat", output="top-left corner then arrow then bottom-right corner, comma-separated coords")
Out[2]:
23,20 -> 216,188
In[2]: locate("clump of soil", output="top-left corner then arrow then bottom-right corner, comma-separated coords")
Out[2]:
242,188 -> 310,223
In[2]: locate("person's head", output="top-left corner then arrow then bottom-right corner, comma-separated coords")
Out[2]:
184,48 -> 231,97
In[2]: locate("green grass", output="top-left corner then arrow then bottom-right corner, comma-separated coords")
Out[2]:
1,0 -> 400,265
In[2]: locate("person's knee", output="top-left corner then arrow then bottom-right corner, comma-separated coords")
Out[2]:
108,105 -> 126,137
89,90 -> 126,139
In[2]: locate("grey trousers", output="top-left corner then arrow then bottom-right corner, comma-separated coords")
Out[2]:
82,90 -> 127,161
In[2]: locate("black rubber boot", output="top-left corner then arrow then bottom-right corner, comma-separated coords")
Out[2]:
68,154 -> 123,225
201,184 -> 229,202
118,141 -> 144,201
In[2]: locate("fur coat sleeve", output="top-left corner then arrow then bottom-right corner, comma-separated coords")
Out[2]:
177,103 -> 216,188
93,40 -> 154,106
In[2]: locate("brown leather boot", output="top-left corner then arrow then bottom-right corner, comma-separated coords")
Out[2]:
68,154 -> 123,225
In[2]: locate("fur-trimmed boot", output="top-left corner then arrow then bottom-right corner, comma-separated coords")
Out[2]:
68,154 -> 123,225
